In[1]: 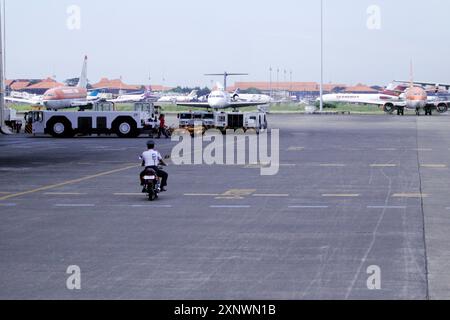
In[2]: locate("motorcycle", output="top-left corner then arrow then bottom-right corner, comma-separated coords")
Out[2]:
141,167 -> 162,201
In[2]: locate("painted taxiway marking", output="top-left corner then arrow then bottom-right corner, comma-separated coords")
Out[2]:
54,204 -> 95,207
392,193 -> 429,198
0,192 -> 11,195
370,164 -> 398,167
130,204 -> 173,208
215,189 -> 256,200
252,194 -> 290,197
319,164 -> 346,167
0,203 -> 16,207
421,164 -> 448,168
114,193 -> 147,196
367,206 -> 407,209
44,192 -> 86,195
288,147 -> 305,151
322,194 -> 360,197
210,205 -> 251,208
413,148 -> 433,152
184,193 -> 220,197
0,165 -> 138,201
288,205 -> 329,209
377,148 -> 397,151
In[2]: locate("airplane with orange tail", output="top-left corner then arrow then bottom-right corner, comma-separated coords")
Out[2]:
5,56 -> 98,110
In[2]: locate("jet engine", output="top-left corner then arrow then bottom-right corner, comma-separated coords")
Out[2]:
437,103 -> 448,114
383,103 -> 395,114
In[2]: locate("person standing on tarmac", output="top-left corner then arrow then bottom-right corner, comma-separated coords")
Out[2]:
140,140 -> 168,192
157,114 -> 169,139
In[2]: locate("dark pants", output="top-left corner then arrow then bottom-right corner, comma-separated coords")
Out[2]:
140,166 -> 168,187
157,127 -> 169,138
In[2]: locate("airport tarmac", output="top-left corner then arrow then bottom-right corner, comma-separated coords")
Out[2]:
1,114 -> 450,299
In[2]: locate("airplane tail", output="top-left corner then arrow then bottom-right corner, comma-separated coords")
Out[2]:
77,55 -> 88,89
188,90 -> 198,98
144,86 -> 153,97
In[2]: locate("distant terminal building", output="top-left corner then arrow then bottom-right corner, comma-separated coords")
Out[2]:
6,77 -> 169,96
91,78 -> 171,94
6,78 -> 63,95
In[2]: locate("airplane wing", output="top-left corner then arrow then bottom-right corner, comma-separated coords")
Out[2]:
177,101 -> 269,109
228,101 -> 270,108
5,96 -> 43,105
176,102 -> 211,108
395,80 -> 450,90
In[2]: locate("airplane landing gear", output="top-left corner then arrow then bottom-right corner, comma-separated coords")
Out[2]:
416,109 -> 420,116
397,108 -> 404,116
424,108 -> 433,116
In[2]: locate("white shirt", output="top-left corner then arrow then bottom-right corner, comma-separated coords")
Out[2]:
141,149 -> 162,167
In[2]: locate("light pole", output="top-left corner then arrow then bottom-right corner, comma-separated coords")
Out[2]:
269,66 -> 272,98
320,0 -> 324,112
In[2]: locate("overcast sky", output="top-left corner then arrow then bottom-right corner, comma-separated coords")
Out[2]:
5,0 -> 450,87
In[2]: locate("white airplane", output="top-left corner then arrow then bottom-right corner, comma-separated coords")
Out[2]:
5,56 -> 98,110
233,89 -> 273,104
157,90 -> 198,103
177,83 -> 269,110
320,83 -> 450,116
107,86 -> 159,104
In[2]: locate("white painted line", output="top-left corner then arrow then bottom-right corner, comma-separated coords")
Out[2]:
377,148 -> 397,151
288,205 -> 329,209
252,194 -> 290,197
322,194 -> 360,197
421,164 -> 448,168
392,193 -> 429,198
367,206 -> 407,209
288,147 -> 305,151
413,148 -> 433,151
0,203 -> 16,207
114,193 -> 146,196
370,164 -> 397,168
319,164 -> 346,167
210,205 -> 251,208
54,204 -> 95,207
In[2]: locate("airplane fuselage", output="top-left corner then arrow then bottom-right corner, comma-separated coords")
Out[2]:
208,90 -> 232,109
42,87 -> 88,109
404,86 -> 427,110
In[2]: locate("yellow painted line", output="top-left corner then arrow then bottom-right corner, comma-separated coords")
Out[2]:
215,189 -> 256,200
421,164 -> 447,168
322,194 -> 360,197
252,194 -> 290,197
370,164 -> 398,167
44,192 -> 86,195
319,164 -> 346,167
0,192 -> 11,195
184,193 -> 220,197
392,193 -> 429,198
0,165 -> 138,201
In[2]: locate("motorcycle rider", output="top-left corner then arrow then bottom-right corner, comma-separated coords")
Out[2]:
140,140 -> 168,192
